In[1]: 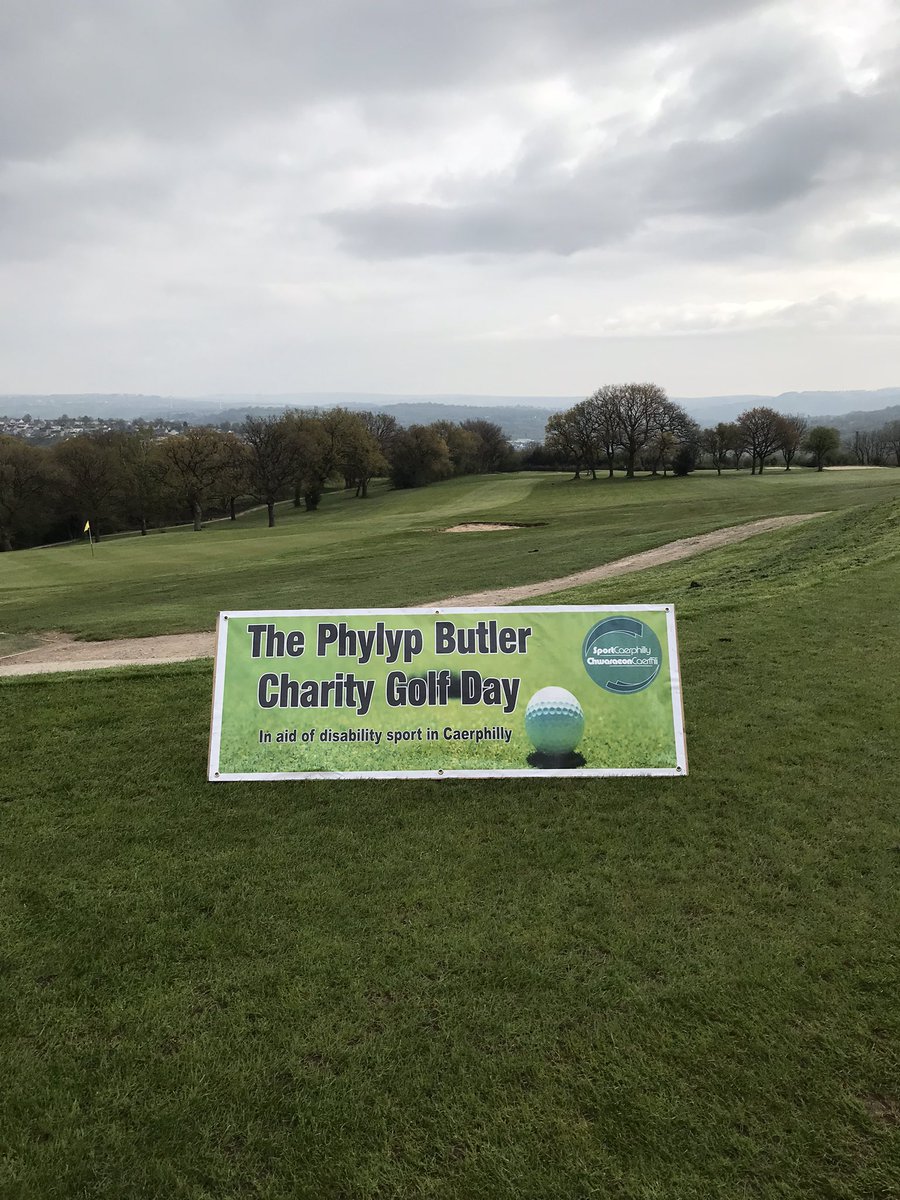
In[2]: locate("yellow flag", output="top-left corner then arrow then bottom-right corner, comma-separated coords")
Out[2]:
83,519 -> 91,534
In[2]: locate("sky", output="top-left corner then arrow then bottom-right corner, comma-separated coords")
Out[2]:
1,0 -> 899,399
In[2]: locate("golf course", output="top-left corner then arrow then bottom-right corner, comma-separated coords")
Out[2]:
2,468 -> 900,1197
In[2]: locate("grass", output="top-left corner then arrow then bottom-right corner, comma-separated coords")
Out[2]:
1,467 -> 899,641
2,496 -> 899,1197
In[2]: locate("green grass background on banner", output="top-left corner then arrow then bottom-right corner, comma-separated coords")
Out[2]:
215,610 -> 678,773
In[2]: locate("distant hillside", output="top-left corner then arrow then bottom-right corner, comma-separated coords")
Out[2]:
2,387 -> 899,442
827,405 -> 900,435
680,388 -> 900,425
202,400 -> 559,441
0,393 -> 568,441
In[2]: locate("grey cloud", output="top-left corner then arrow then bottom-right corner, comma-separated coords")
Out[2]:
324,188 -> 639,258
656,24 -> 843,136
0,0 -> 773,156
657,86 -> 900,215
324,76 -> 900,259
0,170 -> 170,261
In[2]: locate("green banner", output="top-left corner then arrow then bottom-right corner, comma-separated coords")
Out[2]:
208,607 -> 687,779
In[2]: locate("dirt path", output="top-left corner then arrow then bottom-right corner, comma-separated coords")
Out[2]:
431,511 -> 825,607
0,512 -> 824,677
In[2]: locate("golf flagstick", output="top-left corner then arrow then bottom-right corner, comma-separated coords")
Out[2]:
84,518 -> 94,558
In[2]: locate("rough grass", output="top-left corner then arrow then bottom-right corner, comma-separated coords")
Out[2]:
2,501 -> 899,1197
1,467 -> 899,640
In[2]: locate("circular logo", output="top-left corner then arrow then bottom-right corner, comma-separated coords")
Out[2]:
582,616 -> 663,694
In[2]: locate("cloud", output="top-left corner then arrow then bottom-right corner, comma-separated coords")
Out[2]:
478,294 -> 900,341
0,0 -> 774,156
323,65 -> 900,260
0,0 -> 898,395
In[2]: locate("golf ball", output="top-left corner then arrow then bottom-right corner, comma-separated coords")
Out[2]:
524,686 -> 585,754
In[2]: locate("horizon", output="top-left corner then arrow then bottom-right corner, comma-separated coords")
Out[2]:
2,384 -> 900,405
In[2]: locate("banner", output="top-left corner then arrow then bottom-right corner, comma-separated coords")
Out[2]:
208,606 -> 687,780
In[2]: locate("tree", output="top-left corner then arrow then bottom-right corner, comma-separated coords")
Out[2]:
432,421 -> 480,477
727,422 -> 749,470
545,409 -> 586,479
389,425 -> 452,489
242,415 -> 297,527
162,426 -> 228,530
737,406 -> 781,474
360,411 -> 400,461
701,424 -> 732,475
568,400 -> 606,479
850,428 -> 888,466
278,413 -> 332,511
881,420 -> 900,467
217,431 -> 250,520
776,413 -> 808,471
615,382 -> 668,479
587,386 -> 624,478
545,384 -> 690,481
337,412 -> 388,497
672,444 -> 697,476
803,426 -> 840,471
459,419 -> 514,473
119,427 -> 168,535
646,428 -> 677,476
53,434 -> 121,539
0,436 -> 48,551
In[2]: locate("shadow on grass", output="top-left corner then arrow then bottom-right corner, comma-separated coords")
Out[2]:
526,750 -> 587,770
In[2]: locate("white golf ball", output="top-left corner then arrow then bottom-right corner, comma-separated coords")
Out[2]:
525,686 -> 585,755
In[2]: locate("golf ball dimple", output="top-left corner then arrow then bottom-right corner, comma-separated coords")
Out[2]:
524,687 -> 585,754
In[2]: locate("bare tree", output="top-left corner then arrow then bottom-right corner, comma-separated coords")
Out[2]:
776,413 -> 809,470
851,428 -> 889,466
727,423 -> 749,470
545,409 -> 585,479
586,386 -> 622,478
737,406 -> 782,474
360,411 -> 400,460
615,382 -> 668,479
701,424 -> 733,475
881,420 -> 900,466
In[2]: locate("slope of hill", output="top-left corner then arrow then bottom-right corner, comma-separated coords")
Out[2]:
3,486 -> 900,1197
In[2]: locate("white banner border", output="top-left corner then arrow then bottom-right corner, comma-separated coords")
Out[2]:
208,605 -> 688,781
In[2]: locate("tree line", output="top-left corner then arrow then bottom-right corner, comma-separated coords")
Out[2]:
534,383 -> 702,478
530,387 -> 900,477
0,408 -> 515,550
700,410 -> 900,472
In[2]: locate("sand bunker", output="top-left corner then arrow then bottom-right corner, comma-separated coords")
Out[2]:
443,522 -> 526,532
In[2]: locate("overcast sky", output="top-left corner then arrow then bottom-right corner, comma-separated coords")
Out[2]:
2,0 -> 898,398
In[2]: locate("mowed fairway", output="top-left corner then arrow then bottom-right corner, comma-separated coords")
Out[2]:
1,467 -> 899,642
2,480 -> 900,1197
